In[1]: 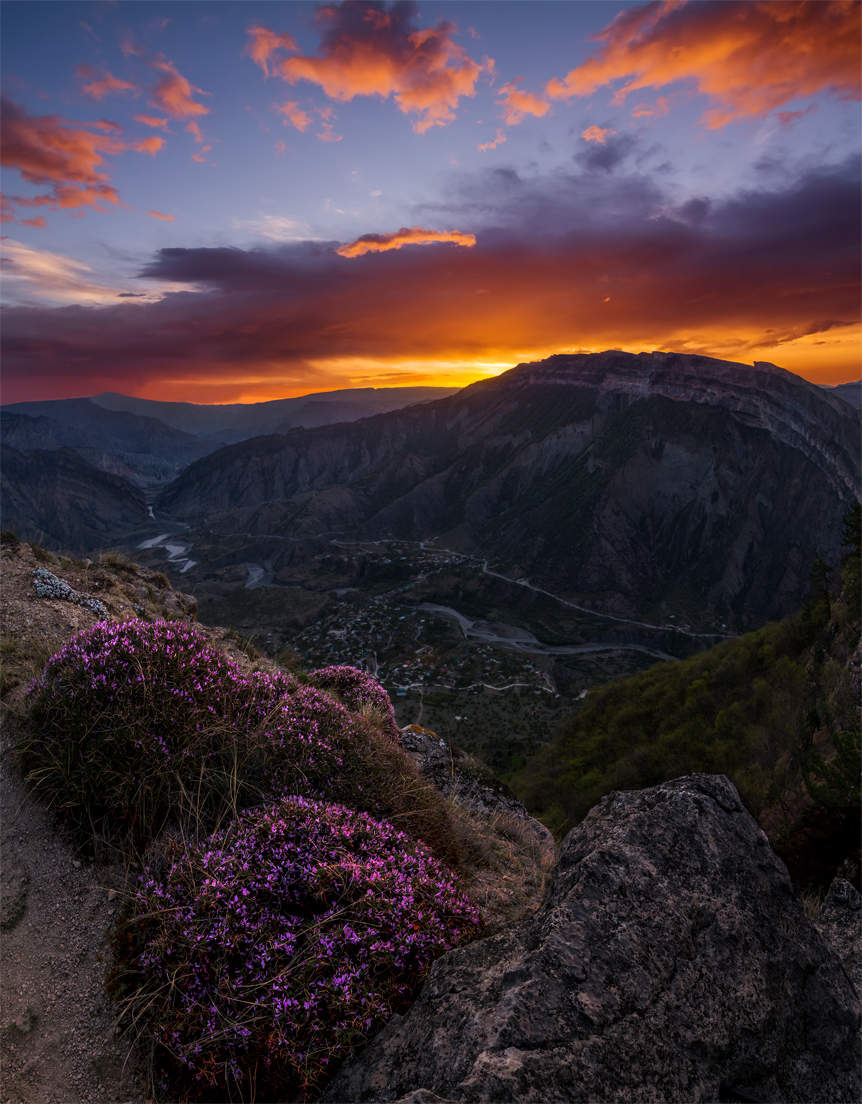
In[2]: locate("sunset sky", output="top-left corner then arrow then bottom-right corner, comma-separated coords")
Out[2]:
1,0 -> 860,403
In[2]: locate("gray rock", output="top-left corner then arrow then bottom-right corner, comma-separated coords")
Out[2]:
324,775 -> 861,1104
817,877 -> 862,999
400,724 -> 554,857
32,567 -> 108,618
392,1093 -> 458,1104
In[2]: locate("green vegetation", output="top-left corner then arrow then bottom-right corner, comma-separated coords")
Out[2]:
513,503 -> 861,884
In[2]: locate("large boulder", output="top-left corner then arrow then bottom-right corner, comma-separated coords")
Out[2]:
325,775 -> 861,1104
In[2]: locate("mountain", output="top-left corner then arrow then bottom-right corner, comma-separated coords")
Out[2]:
157,351 -> 861,631
826,380 -> 862,409
91,386 -> 460,444
0,445 -> 147,552
1,401 -> 213,487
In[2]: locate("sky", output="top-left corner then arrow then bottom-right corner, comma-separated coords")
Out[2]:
1,0 -> 860,404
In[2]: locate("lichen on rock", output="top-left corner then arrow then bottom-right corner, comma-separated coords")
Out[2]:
31,567 -> 108,618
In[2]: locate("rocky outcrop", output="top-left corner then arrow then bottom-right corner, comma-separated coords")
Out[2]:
325,775 -> 861,1104
400,724 -> 554,858
816,877 -> 862,998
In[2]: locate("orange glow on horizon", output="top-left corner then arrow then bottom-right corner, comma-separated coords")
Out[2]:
120,335 -> 860,406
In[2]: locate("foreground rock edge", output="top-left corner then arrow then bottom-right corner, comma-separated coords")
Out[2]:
326,773 -> 861,1104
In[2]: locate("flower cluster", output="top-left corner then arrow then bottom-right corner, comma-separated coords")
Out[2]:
23,620 -> 456,859
310,664 -> 400,740
123,795 -> 481,1100
22,620 -> 366,847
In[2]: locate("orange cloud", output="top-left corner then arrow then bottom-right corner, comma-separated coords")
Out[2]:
131,136 -> 164,155
147,210 -> 175,221
478,128 -> 506,151
497,80 -> 550,126
0,98 -> 123,211
135,114 -> 170,129
151,59 -> 209,119
581,125 -> 615,144
547,0 -> 861,128
93,119 -> 123,134
632,95 -> 669,119
337,226 -> 476,258
77,66 -> 139,101
249,3 -> 489,133
186,120 -> 205,143
246,24 -> 299,77
22,215 -> 46,228
275,101 -> 311,131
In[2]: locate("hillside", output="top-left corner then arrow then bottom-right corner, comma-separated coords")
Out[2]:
0,446 -> 148,553
514,503 -> 862,888
158,351 -> 861,631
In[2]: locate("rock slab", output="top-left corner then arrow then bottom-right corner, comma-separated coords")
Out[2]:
325,774 -> 861,1104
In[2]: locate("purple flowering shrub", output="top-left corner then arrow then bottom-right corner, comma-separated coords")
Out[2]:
23,620 -> 463,861
116,795 -> 481,1101
309,664 -> 400,740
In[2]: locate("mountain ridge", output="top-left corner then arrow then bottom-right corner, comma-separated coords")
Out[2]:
157,351 -> 860,630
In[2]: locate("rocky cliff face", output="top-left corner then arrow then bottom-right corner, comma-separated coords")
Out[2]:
1,446 -> 147,552
325,774 -> 861,1104
158,352 -> 861,629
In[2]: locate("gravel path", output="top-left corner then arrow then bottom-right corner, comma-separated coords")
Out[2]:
1,750 -> 145,1104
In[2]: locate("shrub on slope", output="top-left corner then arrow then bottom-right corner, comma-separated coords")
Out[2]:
309,663 -> 400,740
114,795 -> 480,1101
22,619 -> 462,863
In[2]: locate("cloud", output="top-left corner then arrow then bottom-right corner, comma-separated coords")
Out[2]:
245,24 -> 299,78
94,119 -> 123,134
0,239 -> 131,304
575,132 -> 637,173
478,129 -> 506,152
21,215 -> 46,228
275,101 -> 311,131
631,95 -> 669,119
132,136 -> 165,155
150,59 -> 209,118
497,80 -> 550,126
248,2 -> 489,133
77,66 -> 138,101
581,125 -> 615,144
0,98 -> 123,211
134,114 -> 170,129
232,214 -> 315,241
186,120 -> 205,143
2,159 -> 858,399
547,0 -> 861,128
336,226 -> 477,258
147,210 -> 175,221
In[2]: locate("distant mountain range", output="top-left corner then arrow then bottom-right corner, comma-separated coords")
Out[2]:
824,380 -> 862,408
89,387 -> 461,444
157,352 -> 861,629
1,386 -> 459,490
